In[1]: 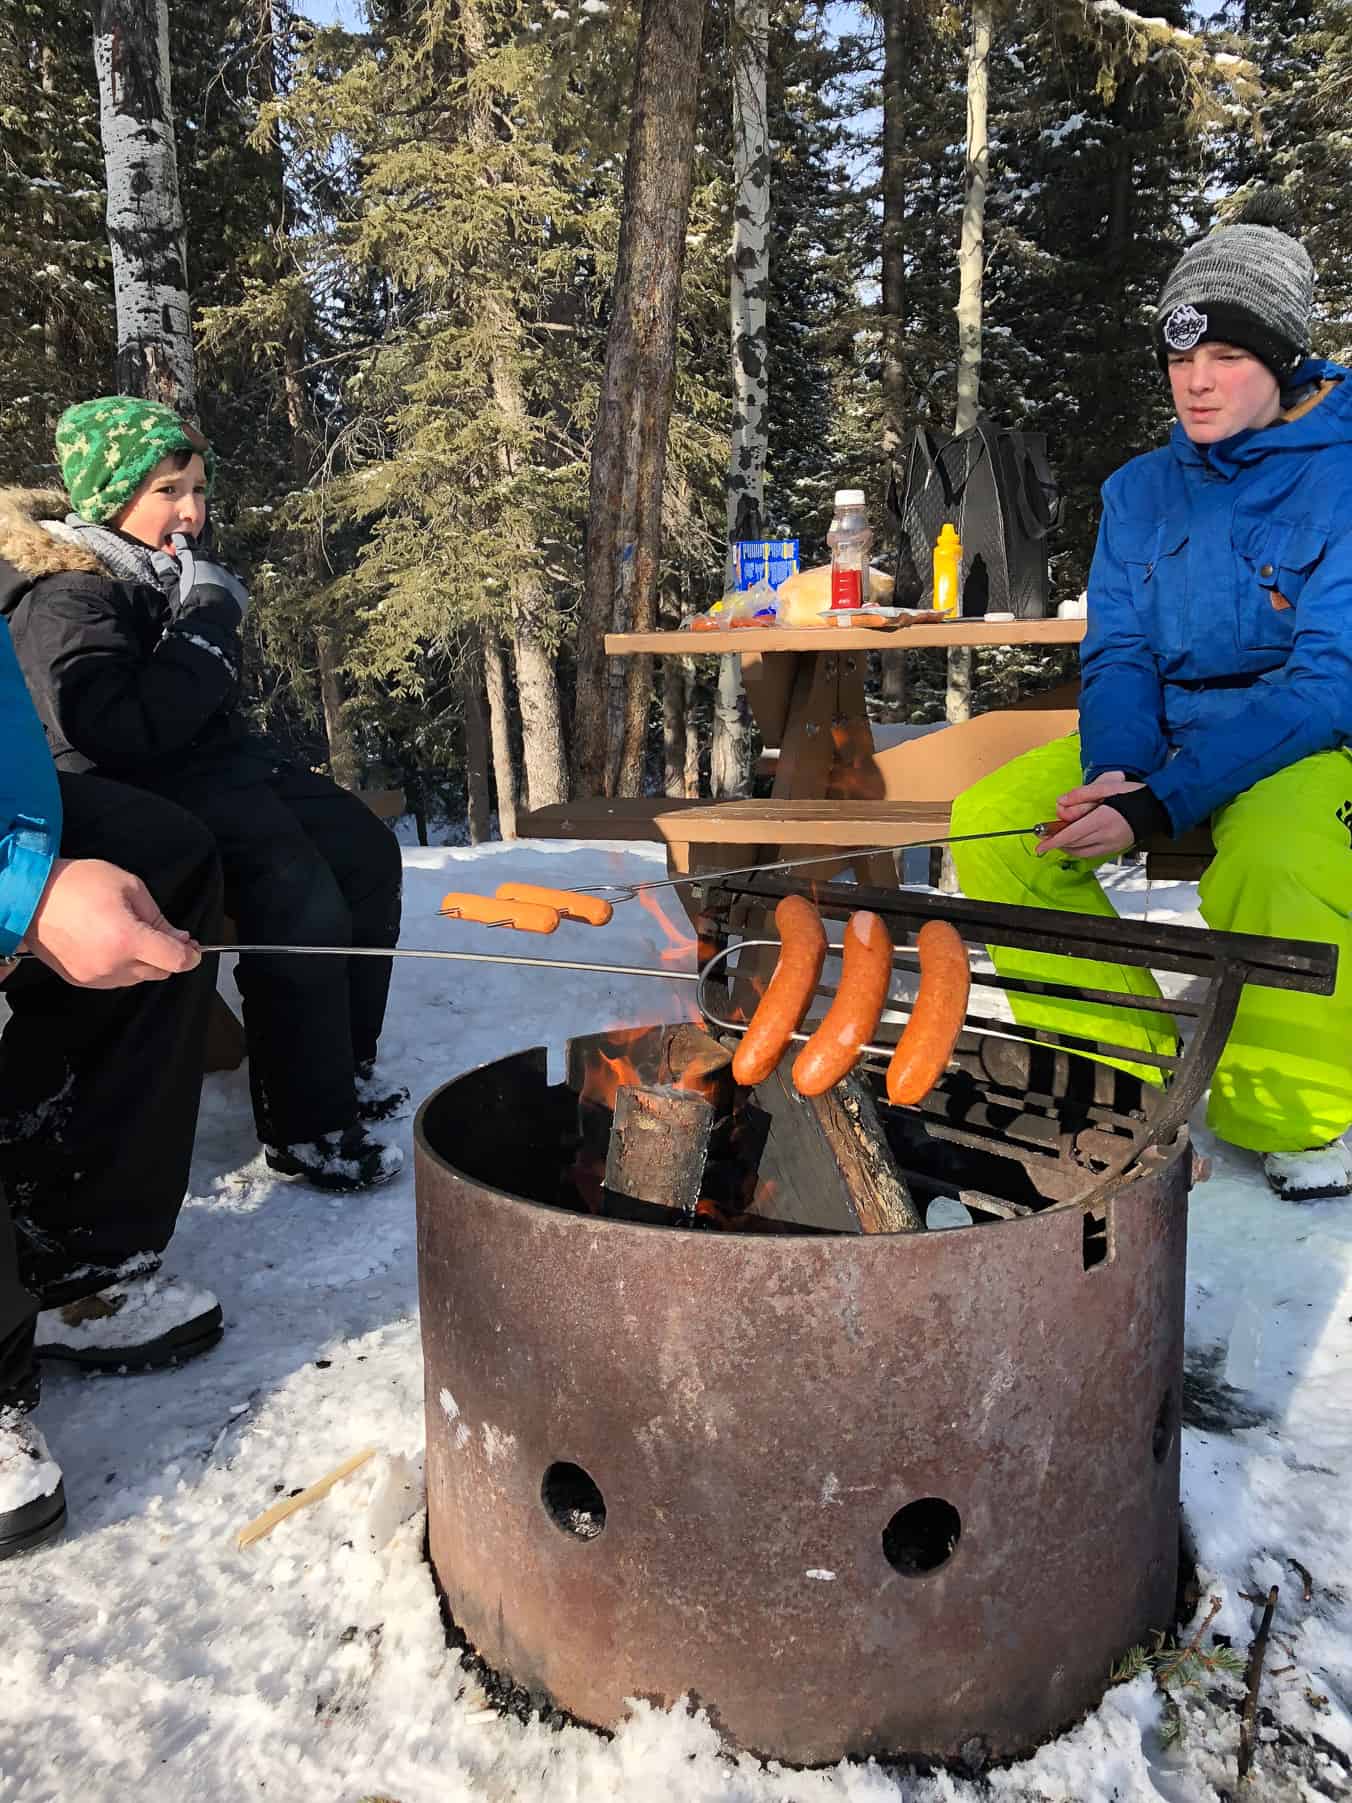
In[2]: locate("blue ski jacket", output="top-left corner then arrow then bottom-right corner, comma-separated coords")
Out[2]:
1079,358 -> 1352,834
0,607 -> 60,955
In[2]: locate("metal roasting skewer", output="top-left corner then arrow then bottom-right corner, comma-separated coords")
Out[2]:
565,821 -> 1054,904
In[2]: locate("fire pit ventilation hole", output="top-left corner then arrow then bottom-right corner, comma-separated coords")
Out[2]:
882,1498 -> 961,1577
1151,1388 -> 1176,1464
541,1462 -> 607,1540
1082,1207 -> 1110,1270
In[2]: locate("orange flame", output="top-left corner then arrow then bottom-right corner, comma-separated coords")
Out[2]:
637,885 -> 699,968
577,1026 -> 651,1112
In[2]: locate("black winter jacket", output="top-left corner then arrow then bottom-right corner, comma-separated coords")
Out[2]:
0,487 -> 274,798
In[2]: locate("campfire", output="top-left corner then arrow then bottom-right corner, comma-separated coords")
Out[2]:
412,877 -> 1336,1767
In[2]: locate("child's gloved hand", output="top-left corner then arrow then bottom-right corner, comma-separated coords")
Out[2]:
168,531 -> 250,625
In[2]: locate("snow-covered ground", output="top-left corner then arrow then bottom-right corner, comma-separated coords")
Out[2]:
2,841 -> 1351,1803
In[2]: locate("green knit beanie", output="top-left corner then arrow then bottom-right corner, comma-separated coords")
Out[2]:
54,396 -> 216,525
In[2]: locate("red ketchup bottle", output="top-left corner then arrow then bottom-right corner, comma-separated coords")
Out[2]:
827,489 -> 872,610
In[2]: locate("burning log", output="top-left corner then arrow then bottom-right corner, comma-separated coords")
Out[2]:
751,1060 -> 923,1234
605,1083 -> 715,1215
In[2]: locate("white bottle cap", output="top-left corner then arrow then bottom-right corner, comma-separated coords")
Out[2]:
833,489 -> 866,507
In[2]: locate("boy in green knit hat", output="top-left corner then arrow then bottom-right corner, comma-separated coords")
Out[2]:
0,396 -> 407,1196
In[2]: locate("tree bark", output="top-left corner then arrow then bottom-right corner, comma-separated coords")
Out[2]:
661,587 -> 687,798
459,0 -> 570,812
941,0 -> 992,893
512,600 -> 569,811
725,0 -> 770,564
953,0 -> 991,439
316,628 -> 359,789
709,0 -> 767,803
683,658 -> 702,798
483,632 -> 518,840
880,0 -> 912,457
879,0 -> 914,729
91,0 -> 194,410
463,656 -> 492,844
572,0 -> 709,797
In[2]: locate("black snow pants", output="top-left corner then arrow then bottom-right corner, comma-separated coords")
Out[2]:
186,765 -> 403,1147
0,774 -> 223,1406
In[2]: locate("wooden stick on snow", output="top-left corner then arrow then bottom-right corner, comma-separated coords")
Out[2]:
236,1446 -> 377,1549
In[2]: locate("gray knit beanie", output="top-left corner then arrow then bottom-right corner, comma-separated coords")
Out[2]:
1155,191 -> 1314,382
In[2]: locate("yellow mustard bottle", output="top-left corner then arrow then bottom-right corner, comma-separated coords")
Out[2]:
932,522 -> 962,618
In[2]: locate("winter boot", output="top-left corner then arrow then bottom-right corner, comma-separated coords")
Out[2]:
355,1058 -> 410,1124
0,1406 -> 67,1560
1262,1138 -> 1352,1203
265,1122 -> 404,1193
35,1271 -> 224,1372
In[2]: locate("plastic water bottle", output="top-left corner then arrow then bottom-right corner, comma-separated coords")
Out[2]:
932,522 -> 962,618
827,489 -> 873,609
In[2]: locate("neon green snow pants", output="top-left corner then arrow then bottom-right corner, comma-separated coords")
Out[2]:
950,734 -> 1352,1154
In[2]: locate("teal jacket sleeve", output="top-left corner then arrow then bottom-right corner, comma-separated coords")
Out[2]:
1150,526 -> 1352,834
1078,492 -> 1170,791
0,616 -> 61,955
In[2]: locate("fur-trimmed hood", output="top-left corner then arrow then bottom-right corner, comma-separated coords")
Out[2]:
0,487 -> 105,586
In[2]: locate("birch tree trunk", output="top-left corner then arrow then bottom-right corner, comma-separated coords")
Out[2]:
91,0 -> 194,410
710,0 -> 768,801
572,0 -> 709,797
483,633 -> 518,841
879,0 -> 912,720
953,0 -> 991,439
941,0 -> 992,893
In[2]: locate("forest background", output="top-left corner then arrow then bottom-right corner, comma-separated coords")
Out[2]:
2,0 -> 1349,840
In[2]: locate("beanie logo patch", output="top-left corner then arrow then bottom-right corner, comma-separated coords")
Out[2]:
1164,304 -> 1209,351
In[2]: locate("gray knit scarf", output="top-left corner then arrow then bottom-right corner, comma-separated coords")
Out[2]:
40,515 -> 181,607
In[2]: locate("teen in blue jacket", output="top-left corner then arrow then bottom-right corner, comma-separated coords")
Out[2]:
0,611 -> 222,1562
953,196 -> 1352,1201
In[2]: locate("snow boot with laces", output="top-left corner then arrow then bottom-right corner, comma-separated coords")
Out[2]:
35,1269 -> 224,1372
355,1058 -> 410,1124
1262,1137 -> 1352,1203
265,1121 -> 404,1192
0,1407 -> 66,1560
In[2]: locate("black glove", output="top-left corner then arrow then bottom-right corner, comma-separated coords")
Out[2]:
168,531 -> 250,626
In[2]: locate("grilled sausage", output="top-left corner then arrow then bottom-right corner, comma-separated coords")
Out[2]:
731,895 -> 828,1086
885,921 -> 970,1105
440,891 -> 560,934
791,910 -> 894,1097
494,882 -> 614,927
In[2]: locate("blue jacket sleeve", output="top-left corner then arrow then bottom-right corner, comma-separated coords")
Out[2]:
0,618 -> 60,955
1077,494 -> 1170,790
1150,526 -> 1352,834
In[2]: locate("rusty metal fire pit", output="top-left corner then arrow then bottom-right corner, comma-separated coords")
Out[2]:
415,889 -> 1335,1765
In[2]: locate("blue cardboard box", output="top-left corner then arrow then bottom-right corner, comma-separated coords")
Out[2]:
733,539 -> 800,591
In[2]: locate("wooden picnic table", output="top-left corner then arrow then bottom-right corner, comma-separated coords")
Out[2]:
599,618 -> 1086,902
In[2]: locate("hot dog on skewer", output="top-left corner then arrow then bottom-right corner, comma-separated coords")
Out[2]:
731,894 -> 828,1087
885,921 -> 970,1105
439,892 -> 561,934
791,910 -> 893,1097
494,882 -> 614,927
